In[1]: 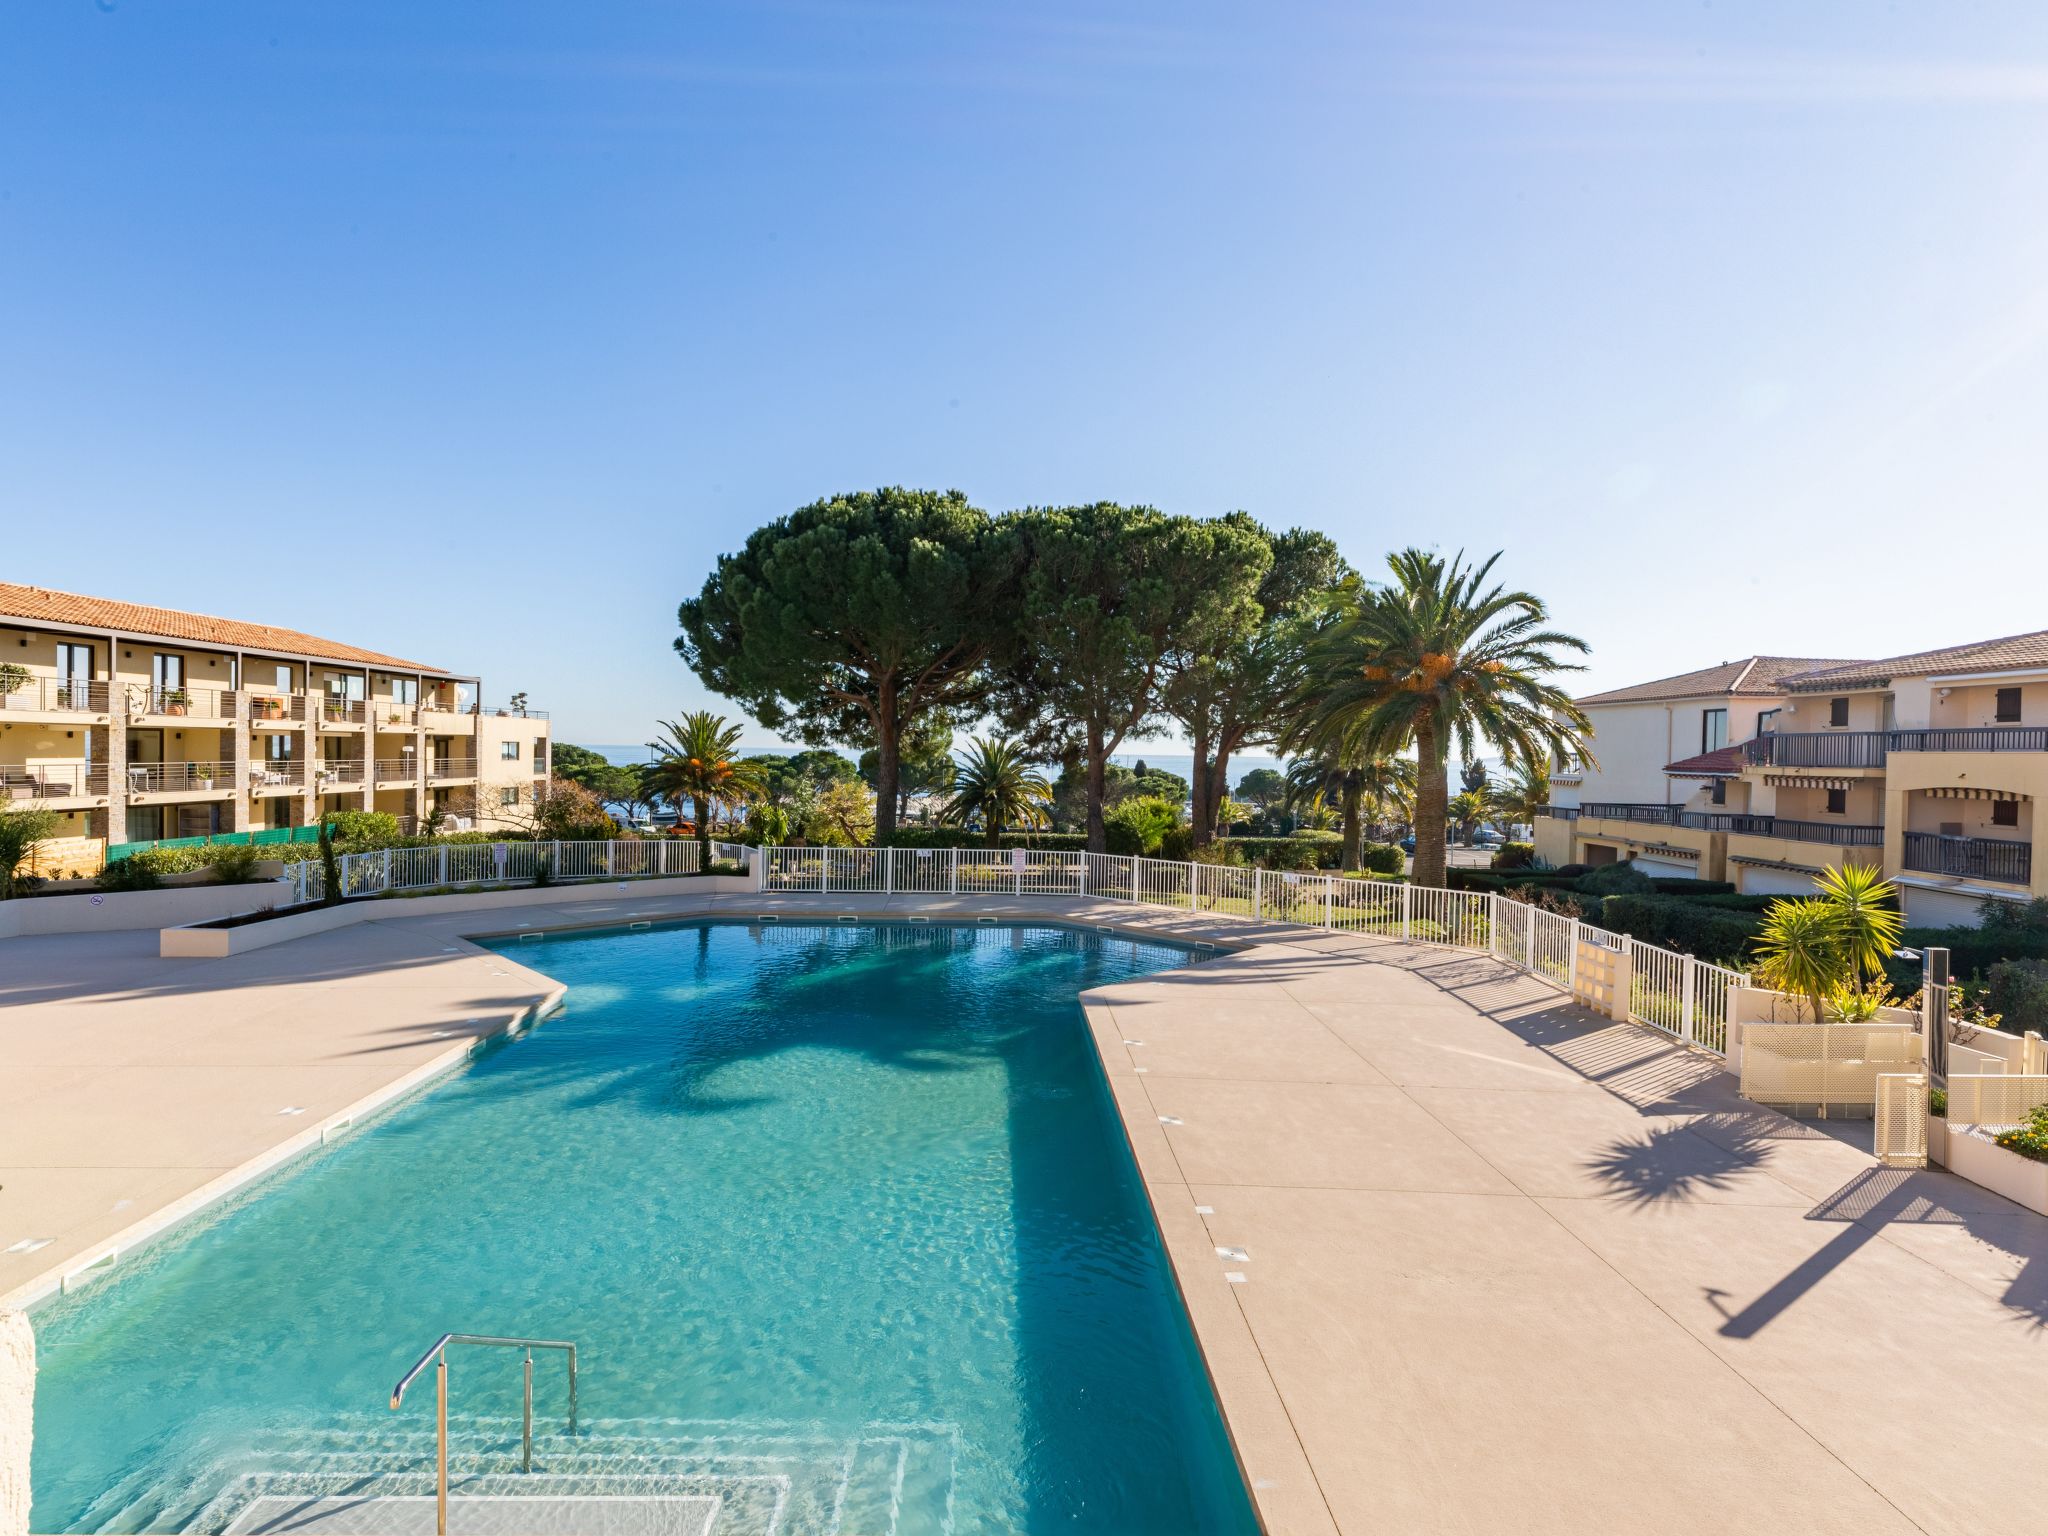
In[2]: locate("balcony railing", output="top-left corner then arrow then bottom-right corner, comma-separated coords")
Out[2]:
2,761 -> 108,800
125,761 -> 232,794
0,677 -> 108,714
429,758 -> 477,781
374,757 -> 422,780
1903,831 -> 2032,886
318,697 -> 367,726
316,760 -> 366,785
248,762 -> 307,791
1676,812 -> 1775,834
372,702 -> 420,727
1763,818 -> 1885,847
1580,803 -> 1682,825
1535,806 -> 1580,820
1887,727 -> 2048,754
245,691 -> 307,724
1743,732 -> 1889,769
478,704 -> 550,720
130,685 -> 236,721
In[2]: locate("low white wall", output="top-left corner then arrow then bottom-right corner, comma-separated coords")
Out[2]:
0,1311 -> 28,1536
160,875 -> 759,957
0,880 -> 290,940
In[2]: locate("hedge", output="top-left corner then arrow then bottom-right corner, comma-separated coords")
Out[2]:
880,828 -> 1091,851
1595,894 -> 1763,963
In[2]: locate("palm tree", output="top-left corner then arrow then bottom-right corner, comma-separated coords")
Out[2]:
940,737 -> 1049,848
1284,753 -> 1414,869
1447,789 -> 1485,846
1753,864 -> 1904,1020
1295,551 -> 1592,888
1488,757 -> 1551,836
645,712 -> 769,865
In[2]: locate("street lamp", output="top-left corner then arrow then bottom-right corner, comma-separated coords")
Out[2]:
1897,945 -> 1950,1081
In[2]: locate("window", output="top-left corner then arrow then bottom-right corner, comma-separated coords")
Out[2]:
390,678 -> 418,705
499,786 -> 520,807
152,654 -> 184,692
500,741 -> 521,760
1993,799 -> 2020,828
1995,686 -> 2022,723
1755,709 -> 1779,734
1702,708 -> 1728,753
1826,788 -> 1847,815
1828,698 -> 1850,727
1709,780 -> 1727,806
273,665 -> 292,692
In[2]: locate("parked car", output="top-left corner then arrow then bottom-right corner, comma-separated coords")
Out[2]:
1474,827 -> 1504,847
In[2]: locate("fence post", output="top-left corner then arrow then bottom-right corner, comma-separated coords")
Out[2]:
551,840 -> 562,879
1079,853 -> 1089,898
949,848 -> 959,895
1681,959 -> 1697,1048
754,846 -> 768,892
1400,883 -> 1412,942
1523,900 -> 1536,972
384,848 -> 394,891
606,842 -> 615,877
1130,854 -> 1139,899
1567,919 -> 1580,995
438,844 -> 449,886
1323,875 -> 1332,929
1253,867 -> 1264,921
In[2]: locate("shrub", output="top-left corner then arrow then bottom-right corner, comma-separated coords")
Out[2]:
880,827 -> 1088,851
1597,894 -> 1763,960
1491,841 -> 1537,871
1103,796 -> 1180,857
207,844 -> 266,884
1212,834 -> 1343,870
1995,1103 -> 2048,1164
321,809 -> 404,847
1576,860 -> 1656,896
1985,958 -> 2048,1034
99,849 -> 173,891
1355,841 -> 1405,876
1156,823 -> 1194,862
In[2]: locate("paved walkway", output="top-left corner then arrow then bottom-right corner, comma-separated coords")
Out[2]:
4,892 -> 2047,1534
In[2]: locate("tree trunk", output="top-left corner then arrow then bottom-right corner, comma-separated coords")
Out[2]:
1189,725 -> 1213,848
1340,774 -> 1363,872
873,685 -> 900,844
1413,718 -> 1449,888
693,792 -> 712,864
1085,726 -> 1108,853
1208,749 -> 1233,842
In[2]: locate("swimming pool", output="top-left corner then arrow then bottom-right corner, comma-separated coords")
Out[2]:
30,921 -> 1257,1534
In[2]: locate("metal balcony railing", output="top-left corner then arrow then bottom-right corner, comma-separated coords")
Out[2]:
1742,732 -> 1889,769
0,677 -> 108,714
478,704 -> 550,720
373,702 -> 420,727
248,762 -> 307,791
1887,727 -> 2048,754
1764,818 -> 1885,847
245,691 -> 307,723
1579,803 -> 1682,825
2,761 -> 107,800
429,758 -> 477,781
316,760 -> 366,784
1675,812 -> 1775,834
374,757 -> 422,780
125,761 -> 232,794
318,697 -> 367,726
130,684 -> 236,721
1535,806 -> 1580,820
1902,831 -> 2032,885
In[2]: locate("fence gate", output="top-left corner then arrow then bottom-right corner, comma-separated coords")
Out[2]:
1873,1073 -> 1928,1168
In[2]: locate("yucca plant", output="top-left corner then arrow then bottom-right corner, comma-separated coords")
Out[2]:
1753,864 -> 1905,1021
1753,898 -> 1842,1022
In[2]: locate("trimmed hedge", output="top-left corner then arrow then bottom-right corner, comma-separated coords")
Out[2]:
880,828 -> 1091,851
1596,894 -> 1763,962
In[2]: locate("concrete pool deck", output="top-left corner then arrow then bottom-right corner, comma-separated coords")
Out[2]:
4,890 -> 2047,1534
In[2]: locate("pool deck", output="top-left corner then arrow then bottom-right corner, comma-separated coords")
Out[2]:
5,891 -> 2048,1534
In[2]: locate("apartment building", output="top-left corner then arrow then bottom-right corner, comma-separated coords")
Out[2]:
0,583 -> 550,874
1535,632 -> 2048,926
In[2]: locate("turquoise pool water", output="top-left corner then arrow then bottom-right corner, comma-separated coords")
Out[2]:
30,921 -> 1257,1534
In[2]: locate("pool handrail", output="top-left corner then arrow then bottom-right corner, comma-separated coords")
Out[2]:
389,1332 -> 579,1535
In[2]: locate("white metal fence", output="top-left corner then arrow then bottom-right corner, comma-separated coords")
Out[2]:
280,839 -> 1747,1061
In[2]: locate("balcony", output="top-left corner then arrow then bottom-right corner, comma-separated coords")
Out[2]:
3,761 -> 108,802
0,677 -> 109,716
372,702 -> 420,728
429,758 -> 477,782
1743,732 -> 1889,770
315,760 -> 366,786
125,761 -> 233,796
316,697 -> 367,728
1536,806 -> 1580,821
248,762 -> 307,794
1676,812 -> 1775,834
128,684 -> 237,722
1765,818 -> 1884,848
245,691 -> 308,725
1887,727 -> 2048,754
1580,803 -> 1682,825
374,757 -> 422,784
1902,830 -> 2032,886
478,703 -> 549,720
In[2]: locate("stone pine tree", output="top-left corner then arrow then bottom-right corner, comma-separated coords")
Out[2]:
994,505 -> 1267,853
676,488 -> 1020,843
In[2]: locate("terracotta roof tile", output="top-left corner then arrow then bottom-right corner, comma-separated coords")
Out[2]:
0,583 -> 448,674
1781,630 -> 2048,691
1663,745 -> 1745,777
1577,655 -> 1870,707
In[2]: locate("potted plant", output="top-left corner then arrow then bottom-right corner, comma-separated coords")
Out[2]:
162,688 -> 192,717
0,663 -> 29,698
253,693 -> 285,720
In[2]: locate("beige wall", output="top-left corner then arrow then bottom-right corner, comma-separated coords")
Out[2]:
1563,692 -> 1790,808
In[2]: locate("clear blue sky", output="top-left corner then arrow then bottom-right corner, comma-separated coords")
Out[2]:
7,3 -> 2047,749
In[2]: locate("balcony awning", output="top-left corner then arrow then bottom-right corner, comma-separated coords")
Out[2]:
1731,854 -> 1828,874
1763,773 -> 1856,790
1636,842 -> 1700,861
1919,786 -> 2028,802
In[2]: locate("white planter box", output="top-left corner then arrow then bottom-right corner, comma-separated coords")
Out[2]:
1947,1127 -> 2048,1216
1927,1115 -> 1948,1169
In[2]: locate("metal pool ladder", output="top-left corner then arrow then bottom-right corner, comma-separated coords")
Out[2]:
389,1332 -> 579,1536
